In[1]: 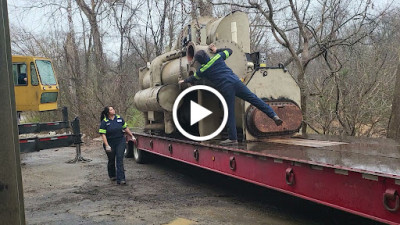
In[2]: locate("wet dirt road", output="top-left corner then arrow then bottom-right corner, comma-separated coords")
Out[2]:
21,142 -> 383,225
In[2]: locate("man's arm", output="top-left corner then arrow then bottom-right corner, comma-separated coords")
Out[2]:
216,48 -> 233,60
182,69 -> 203,84
209,43 -> 233,60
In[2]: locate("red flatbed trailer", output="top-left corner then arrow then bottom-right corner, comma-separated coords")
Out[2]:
131,131 -> 400,224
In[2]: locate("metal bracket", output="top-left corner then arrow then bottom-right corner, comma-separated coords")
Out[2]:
383,189 -> 399,212
229,156 -> 236,170
285,168 -> 295,186
168,144 -> 173,154
193,149 -> 199,161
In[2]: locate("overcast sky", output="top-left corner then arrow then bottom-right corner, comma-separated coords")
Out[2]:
7,0 -> 145,58
6,0 -> 399,58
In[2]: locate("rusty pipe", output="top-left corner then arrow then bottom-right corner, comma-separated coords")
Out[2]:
150,50 -> 182,87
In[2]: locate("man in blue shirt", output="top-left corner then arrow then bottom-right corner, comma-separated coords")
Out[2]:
179,44 -> 283,145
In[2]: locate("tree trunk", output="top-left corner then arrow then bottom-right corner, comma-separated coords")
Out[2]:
75,0 -> 105,89
191,0 -> 213,19
156,0 -> 168,55
66,0 -> 83,115
119,29 -> 123,72
298,70 -> 308,134
387,55 -> 400,140
198,0 -> 213,17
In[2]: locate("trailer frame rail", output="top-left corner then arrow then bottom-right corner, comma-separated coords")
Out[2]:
132,132 -> 400,225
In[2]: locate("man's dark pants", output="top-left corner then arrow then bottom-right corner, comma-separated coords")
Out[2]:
221,81 -> 277,140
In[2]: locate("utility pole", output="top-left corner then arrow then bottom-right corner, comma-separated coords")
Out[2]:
0,0 -> 26,224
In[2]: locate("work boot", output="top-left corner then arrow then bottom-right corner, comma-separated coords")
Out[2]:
117,180 -> 127,185
273,116 -> 283,126
219,139 -> 238,146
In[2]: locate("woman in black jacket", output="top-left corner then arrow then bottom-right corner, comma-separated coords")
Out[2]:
99,106 -> 134,185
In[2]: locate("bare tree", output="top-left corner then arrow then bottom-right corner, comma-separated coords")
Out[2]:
327,45 -> 393,136
167,0 -> 179,50
109,0 -> 142,72
75,0 -> 104,65
305,8 -> 400,137
64,0 -> 84,115
197,0 -> 213,17
143,0 -> 171,55
75,0 -> 108,93
214,0 -> 388,134
387,9 -> 400,140
388,55 -> 400,140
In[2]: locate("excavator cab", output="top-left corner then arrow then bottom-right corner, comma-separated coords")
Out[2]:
12,55 -> 59,112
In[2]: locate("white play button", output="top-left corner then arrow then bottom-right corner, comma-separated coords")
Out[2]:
173,85 -> 228,141
190,100 -> 212,126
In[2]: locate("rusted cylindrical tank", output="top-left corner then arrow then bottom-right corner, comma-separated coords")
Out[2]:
161,57 -> 189,84
134,84 -> 180,112
142,52 -> 191,89
246,101 -> 303,137
206,11 -> 251,53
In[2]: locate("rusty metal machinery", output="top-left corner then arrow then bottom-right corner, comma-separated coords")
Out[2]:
246,101 -> 303,137
133,11 -> 303,140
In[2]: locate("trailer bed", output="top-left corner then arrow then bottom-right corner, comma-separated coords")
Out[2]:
232,134 -> 400,177
132,131 -> 400,224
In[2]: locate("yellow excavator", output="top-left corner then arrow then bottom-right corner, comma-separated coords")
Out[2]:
12,55 -> 59,112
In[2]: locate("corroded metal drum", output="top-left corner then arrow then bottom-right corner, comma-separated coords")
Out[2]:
246,101 -> 303,136
133,84 -> 180,112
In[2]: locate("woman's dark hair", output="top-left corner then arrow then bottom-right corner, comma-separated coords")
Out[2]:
100,106 -> 110,122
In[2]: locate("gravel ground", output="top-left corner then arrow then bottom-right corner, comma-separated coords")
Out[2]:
20,140 -> 383,225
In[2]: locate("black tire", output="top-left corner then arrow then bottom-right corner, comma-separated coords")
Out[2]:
125,141 -> 134,158
133,144 -> 148,164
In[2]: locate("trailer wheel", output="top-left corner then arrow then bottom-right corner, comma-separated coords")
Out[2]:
133,144 -> 148,164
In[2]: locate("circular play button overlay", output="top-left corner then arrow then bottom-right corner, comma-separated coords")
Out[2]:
172,85 -> 228,141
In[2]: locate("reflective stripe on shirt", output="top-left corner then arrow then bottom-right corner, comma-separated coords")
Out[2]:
223,50 -> 230,59
194,72 -> 200,80
200,54 -> 221,72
